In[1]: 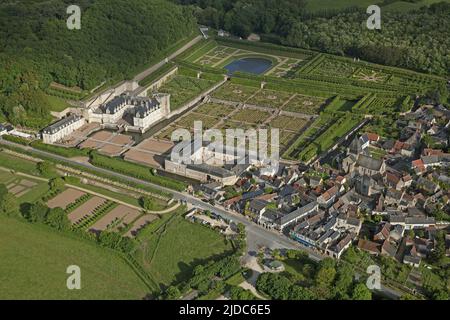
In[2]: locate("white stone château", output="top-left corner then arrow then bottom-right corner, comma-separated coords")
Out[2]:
86,92 -> 170,131
42,114 -> 85,144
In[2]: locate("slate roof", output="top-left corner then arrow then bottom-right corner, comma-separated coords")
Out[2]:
42,114 -> 82,135
278,201 -> 318,226
357,154 -> 383,171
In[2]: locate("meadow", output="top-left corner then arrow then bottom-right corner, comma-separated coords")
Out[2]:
0,216 -> 149,300
134,210 -> 233,289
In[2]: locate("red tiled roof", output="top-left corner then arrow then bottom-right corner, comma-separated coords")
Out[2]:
412,159 -> 424,168
423,148 -> 444,156
366,133 -> 380,141
358,239 -> 381,254
223,195 -> 242,206
255,193 -> 277,201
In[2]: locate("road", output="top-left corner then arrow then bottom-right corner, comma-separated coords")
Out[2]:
0,139 -> 322,260
0,139 -> 404,299
133,35 -> 203,83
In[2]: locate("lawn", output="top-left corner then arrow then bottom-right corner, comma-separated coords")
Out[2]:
0,152 -> 39,175
0,216 -> 149,299
43,94 -> 72,112
135,211 -> 233,289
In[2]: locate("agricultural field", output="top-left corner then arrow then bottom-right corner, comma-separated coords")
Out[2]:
158,75 -> 216,111
0,216 -> 149,300
133,210 -> 233,288
44,185 -> 171,237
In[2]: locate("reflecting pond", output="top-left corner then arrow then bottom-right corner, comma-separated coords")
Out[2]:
225,57 -> 272,75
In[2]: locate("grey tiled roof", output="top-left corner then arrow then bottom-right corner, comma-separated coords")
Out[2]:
357,154 -> 383,171
278,201 -> 318,226
42,114 -> 81,135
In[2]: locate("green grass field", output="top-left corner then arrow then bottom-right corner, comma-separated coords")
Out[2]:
0,152 -> 39,175
43,94 -> 72,112
0,216 -> 149,299
135,211 -> 233,289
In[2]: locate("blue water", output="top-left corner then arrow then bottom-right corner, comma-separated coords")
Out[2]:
225,58 -> 272,75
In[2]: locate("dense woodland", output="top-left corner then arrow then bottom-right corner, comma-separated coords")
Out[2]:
0,0 -> 196,127
173,0 -> 450,77
0,0 -> 448,129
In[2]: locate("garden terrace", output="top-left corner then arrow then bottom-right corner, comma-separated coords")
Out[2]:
90,204 -> 143,234
158,75 -> 217,111
182,38 -> 312,78
212,82 -> 260,103
296,114 -> 363,162
47,188 -> 86,210
67,196 -> 107,225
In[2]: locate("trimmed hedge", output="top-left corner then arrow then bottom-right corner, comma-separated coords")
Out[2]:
215,37 -> 313,59
90,152 -> 187,192
2,135 -> 31,146
30,141 -> 91,158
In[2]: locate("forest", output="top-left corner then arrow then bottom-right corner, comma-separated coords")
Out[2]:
0,0 -> 196,128
173,0 -> 450,77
